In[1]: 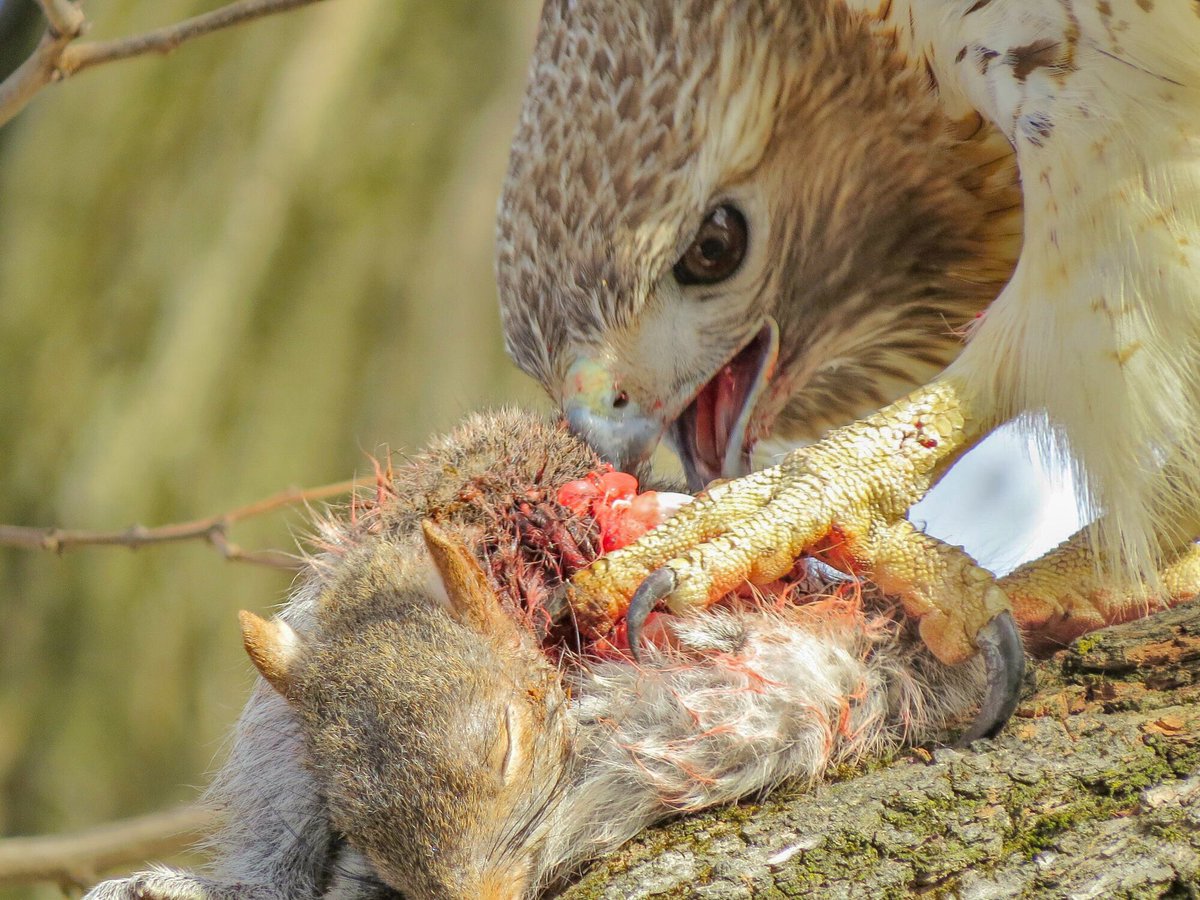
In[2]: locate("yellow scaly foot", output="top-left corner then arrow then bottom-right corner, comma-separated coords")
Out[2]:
568,378 -> 1024,743
1004,536 -> 1200,656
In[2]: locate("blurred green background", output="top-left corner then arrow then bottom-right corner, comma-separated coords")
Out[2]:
0,0 -> 545,893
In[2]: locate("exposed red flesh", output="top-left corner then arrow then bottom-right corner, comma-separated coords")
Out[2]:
478,466 -> 820,661
556,470 -> 671,552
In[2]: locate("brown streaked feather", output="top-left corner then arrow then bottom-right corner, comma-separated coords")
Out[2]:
496,0 -> 1021,443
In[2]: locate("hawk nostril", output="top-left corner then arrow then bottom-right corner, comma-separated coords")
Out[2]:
612,391 -> 629,409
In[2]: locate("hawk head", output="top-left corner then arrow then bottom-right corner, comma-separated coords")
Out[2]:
496,0 -> 1019,489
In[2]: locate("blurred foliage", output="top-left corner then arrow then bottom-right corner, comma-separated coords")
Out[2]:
0,0 -> 544,892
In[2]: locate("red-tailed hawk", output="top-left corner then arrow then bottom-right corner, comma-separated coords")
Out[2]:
495,0 -> 1200,738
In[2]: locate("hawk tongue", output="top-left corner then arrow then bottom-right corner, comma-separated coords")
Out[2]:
694,362 -> 745,478
677,320 -> 779,491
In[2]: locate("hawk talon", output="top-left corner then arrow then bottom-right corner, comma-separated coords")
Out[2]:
956,609 -> 1024,746
625,567 -> 677,662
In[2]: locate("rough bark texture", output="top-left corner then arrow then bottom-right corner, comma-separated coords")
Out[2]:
558,604 -> 1200,899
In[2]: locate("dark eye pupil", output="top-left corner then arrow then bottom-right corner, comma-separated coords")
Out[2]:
673,204 -> 747,287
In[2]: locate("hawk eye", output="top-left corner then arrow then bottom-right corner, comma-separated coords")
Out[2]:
673,205 -> 748,287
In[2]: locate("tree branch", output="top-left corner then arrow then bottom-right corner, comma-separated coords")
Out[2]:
0,477 -> 366,570
33,0 -> 85,40
59,0 -> 333,75
0,0 -> 331,129
0,804 -> 219,890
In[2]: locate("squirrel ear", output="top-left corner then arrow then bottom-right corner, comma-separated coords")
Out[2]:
239,610 -> 300,696
421,520 -> 514,637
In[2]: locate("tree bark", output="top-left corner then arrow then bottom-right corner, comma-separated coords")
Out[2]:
558,604 -> 1200,899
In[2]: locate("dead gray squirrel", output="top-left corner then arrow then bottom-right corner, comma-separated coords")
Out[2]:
84,410 -> 982,900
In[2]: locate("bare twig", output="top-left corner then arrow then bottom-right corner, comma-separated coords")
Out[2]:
0,803 -> 219,889
0,477 -> 366,570
0,29 -> 76,125
59,0 -> 332,74
33,0 -> 85,40
0,0 -> 331,128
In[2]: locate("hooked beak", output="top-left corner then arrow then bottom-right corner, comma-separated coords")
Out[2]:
561,319 -> 779,488
562,359 -> 663,473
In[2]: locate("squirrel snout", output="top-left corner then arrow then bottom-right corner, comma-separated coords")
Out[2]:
475,865 -> 532,900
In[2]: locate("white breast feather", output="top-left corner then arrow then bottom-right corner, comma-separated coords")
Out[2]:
854,0 -> 1200,589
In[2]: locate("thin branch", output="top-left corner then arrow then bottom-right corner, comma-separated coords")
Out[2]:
0,477 -> 366,570
59,0 -> 332,75
0,803 -> 219,889
0,0 -> 331,128
33,0 -> 85,40
0,29 -> 75,125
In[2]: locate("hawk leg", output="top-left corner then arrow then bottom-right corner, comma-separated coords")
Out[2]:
568,378 -> 1023,742
1003,536 -> 1200,656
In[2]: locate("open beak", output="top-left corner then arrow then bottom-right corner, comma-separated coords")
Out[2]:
561,319 -> 779,487
668,319 -> 779,491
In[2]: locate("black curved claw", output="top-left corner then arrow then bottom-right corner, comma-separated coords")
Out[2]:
956,609 -> 1025,746
625,567 -> 678,663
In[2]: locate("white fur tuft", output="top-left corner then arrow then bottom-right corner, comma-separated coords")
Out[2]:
532,583 -> 980,887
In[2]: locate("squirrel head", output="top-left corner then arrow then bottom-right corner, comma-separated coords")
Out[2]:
240,519 -> 574,900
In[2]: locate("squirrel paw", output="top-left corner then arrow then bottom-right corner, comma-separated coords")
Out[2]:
84,869 -> 276,900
